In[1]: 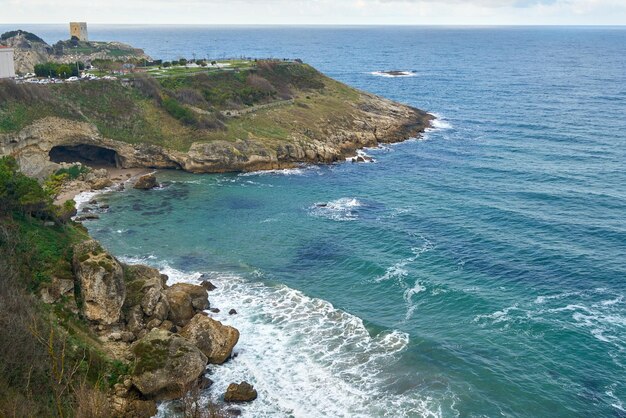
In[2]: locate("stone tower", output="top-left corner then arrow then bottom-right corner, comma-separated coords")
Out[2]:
69,22 -> 89,41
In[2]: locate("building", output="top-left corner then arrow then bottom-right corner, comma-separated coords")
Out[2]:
0,47 -> 16,79
70,22 -> 89,41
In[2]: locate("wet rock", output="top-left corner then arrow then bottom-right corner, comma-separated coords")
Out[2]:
198,375 -> 214,390
210,308 -> 220,313
75,214 -> 100,221
134,174 -> 158,190
91,178 -> 113,190
202,281 -> 217,291
72,240 -> 125,325
229,309 -> 237,315
131,329 -> 208,400
180,314 -> 239,364
224,382 -> 257,403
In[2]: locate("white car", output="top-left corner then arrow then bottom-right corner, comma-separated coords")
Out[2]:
67,76 -> 80,82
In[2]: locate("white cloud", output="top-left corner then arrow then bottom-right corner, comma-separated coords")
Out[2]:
0,0 -> 625,24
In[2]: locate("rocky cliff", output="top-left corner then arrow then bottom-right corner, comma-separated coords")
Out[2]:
0,30 -> 52,74
0,62 -> 432,178
0,30 -> 150,73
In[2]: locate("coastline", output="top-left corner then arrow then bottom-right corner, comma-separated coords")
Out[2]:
56,167 -> 152,205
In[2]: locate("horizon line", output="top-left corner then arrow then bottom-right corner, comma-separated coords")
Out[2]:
2,23 -> 626,27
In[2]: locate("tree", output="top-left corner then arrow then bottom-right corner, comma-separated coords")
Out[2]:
57,65 -> 73,79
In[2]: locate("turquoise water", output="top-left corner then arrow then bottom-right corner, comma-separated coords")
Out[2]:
24,25 -> 625,416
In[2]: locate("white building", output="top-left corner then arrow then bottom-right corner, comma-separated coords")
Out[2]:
0,47 -> 16,79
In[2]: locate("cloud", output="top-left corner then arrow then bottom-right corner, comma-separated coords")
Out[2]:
1,0 -> 625,24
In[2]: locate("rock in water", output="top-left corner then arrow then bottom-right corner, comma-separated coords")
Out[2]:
72,240 -> 125,325
180,314 -> 240,364
134,174 -> 158,190
131,329 -> 208,400
224,382 -> 258,403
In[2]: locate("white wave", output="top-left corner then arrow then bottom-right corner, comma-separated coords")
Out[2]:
375,238 -> 435,321
370,71 -> 417,78
427,113 -> 453,131
309,197 -> 362,221
346,149 -> 375,163
73,190 -> 101,210
240,166 -> 319,177
475,289 -> 625,349
145,264 -> 444,418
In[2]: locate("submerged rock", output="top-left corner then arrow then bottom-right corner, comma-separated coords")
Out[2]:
131,329 -> 208,400
180,314 -> 239,364
72,240 -> 125,325
134,174 -> 158,190
224,382 -> 257,403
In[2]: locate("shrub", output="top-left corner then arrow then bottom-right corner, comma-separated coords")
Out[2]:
161,96 -> 196,125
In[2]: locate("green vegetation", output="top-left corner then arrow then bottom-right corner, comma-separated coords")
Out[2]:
0,29 -> 46,43
0,156 -> 125,417
1,61 -> 364,152
34,62 -> 84,79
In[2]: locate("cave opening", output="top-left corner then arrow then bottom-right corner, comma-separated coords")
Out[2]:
49,144 -> 120,168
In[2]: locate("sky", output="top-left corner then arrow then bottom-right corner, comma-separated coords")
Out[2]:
2,0 -> 626,25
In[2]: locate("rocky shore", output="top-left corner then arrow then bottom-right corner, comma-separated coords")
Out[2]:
54,238 -> 248,417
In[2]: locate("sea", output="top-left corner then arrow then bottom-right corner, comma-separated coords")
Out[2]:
6,25 -> 626,417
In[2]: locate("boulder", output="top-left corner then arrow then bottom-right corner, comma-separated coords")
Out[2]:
165,283 -> 209,326
91,178 -> 113,190
134,174 -> 158,190
131,329 -> 208,400
179,314 -> 239,364
72,240 -> 125,325
229,309 -> 237,315
224,382 -> 257,403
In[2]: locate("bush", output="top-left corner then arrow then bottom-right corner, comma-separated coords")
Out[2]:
55,164 -> 89,180
161,96 -> 196,125
0,157 -> 52,217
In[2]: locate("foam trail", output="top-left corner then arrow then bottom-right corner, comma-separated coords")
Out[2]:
143,263 -> 445,418
371,71 -> 417,78
309,197 -> 362,221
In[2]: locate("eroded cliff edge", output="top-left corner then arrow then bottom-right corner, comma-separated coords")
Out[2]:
0,61 -> 432,178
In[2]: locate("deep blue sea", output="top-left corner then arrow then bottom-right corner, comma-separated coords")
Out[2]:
7,25 -> 626,417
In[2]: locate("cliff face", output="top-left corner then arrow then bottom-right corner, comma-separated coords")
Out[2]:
0,30 -> 52,74
0,62 -> 432,177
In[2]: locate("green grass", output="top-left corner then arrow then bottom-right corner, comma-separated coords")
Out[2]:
1,61 -> 368,152
14,215 -> 88,290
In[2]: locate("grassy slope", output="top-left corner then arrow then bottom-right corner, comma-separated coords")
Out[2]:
0,62 -> 363,152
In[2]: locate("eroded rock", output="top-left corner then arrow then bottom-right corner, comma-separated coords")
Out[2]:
131,329 -> 208,400
73,240 -> 125,325
179,314 -> 239,364
165,283 -> 209,327
224,382 -> 257,403
134,174 -> 158,190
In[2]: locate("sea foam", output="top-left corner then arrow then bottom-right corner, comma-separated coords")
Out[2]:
137,262 -> 444,418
